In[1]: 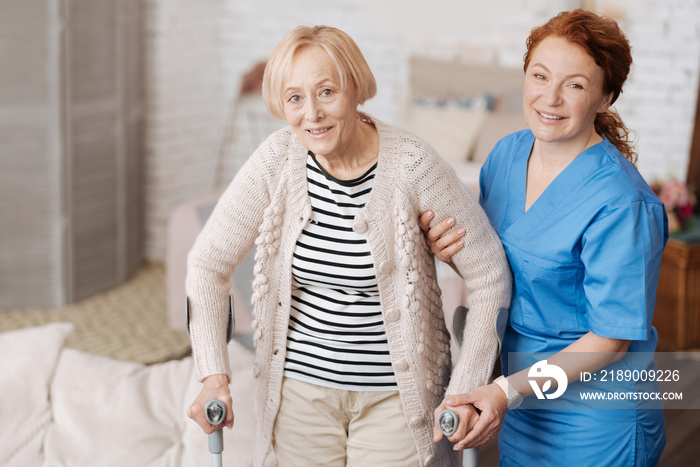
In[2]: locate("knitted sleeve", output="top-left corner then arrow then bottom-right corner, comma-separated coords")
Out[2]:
400,133 -> 513,395
185,130 -> 289,382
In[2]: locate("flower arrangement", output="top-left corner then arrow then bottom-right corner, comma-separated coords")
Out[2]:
652,177 -> 696,233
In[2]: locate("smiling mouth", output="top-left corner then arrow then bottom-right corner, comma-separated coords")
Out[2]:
307,127 -> 332,135
537,110 -> 564,121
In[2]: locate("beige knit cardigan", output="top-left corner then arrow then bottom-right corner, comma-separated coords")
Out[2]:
186,119 -> 512,466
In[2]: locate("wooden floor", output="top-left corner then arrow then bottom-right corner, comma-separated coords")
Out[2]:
661,409 -> 700,466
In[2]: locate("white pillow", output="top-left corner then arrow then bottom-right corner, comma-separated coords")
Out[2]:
471,112 -> 527,164
405,99 -> 488,164
0,322 -> 73,467
44,338 -> 269,467
44,348 -> 192,465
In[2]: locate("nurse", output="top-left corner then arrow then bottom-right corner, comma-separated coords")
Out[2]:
421,9 -> 667,466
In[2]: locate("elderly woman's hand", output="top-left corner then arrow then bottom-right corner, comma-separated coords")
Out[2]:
418,211 -> 465,264
432,398 -> 480,447
438,384 -> 508,450
187,374 -> 234,434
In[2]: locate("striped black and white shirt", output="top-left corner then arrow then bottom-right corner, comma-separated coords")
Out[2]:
284,152 -> 397,391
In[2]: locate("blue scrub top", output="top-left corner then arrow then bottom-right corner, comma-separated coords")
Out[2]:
479,130 -> 668,466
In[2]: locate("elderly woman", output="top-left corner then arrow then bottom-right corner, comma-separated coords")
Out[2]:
185,25 -> 511,467
422,9 -> 667,466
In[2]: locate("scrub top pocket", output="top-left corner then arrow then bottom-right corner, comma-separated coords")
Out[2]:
512,249 -> 584,332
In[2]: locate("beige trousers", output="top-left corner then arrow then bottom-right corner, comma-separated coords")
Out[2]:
273,377 -> 421,467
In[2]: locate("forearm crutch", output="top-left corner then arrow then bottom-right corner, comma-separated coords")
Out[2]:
446,305 -> 508,467
186,295 -> 235,467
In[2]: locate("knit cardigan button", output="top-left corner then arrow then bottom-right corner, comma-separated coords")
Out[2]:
385,308 -> 400,322
378,261 -> 392,275
394,359 -> 408,372
354,221 -> 368,234
409,416 -> 425,428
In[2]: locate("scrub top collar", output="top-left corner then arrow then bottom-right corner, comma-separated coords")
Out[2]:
501,132 -> 612,243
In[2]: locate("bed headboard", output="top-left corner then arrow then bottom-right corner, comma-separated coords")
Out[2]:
409,56 -> 524,102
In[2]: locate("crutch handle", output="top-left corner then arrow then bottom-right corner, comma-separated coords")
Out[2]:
438,409 -> 478,467
438,409 -> 459,436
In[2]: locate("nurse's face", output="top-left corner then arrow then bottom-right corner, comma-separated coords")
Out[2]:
282,45 -> 360,159
523,37 -> 613,149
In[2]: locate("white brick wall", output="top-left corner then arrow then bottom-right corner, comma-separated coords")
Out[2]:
144,0 -> 700,260
143,0 -> 231,259
611,0 -> 700,182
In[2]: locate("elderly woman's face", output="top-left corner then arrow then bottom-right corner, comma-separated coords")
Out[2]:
282,45 -> 360,158
523,37 -> 613,149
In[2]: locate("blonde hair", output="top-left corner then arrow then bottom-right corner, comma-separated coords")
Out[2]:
262,25 -> 377,119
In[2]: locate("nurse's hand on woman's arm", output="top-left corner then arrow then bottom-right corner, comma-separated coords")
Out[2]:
418,211 -> 466,263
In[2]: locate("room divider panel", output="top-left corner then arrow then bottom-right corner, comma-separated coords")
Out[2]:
0,0 -> 144,307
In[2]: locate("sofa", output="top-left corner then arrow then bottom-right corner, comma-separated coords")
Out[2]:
0,322 -> 275,466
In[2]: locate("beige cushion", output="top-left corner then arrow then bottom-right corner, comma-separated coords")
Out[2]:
405,104 -> 487,164
0,322 -> 73,467
471,112 -> 527,164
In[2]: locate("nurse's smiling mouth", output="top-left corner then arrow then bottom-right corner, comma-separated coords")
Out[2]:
537,110 -> 565,121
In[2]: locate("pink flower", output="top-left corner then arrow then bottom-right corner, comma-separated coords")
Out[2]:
654,177 -> 696,232
658,179 -> 683,209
